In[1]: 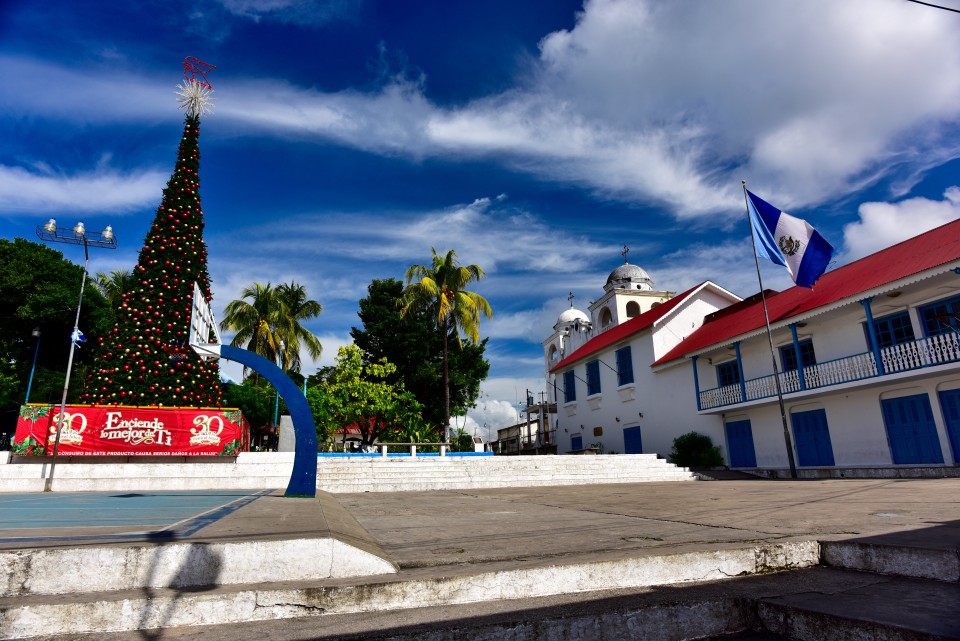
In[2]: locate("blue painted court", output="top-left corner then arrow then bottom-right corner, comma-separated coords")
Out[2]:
0,490 -> 265,540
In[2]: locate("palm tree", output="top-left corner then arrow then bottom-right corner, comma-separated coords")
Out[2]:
220,282 -> 281,376
94,269 -> 135,307
273,281 -> 323,373
219,281 -> 323,377
400,249 -> 492,441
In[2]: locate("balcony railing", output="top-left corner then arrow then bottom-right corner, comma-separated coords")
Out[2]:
699,332 -> 960,410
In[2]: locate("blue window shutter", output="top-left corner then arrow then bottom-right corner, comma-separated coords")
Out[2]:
563,370 -> 576,403
586,361 -> 601,395
616,346 -> 634,385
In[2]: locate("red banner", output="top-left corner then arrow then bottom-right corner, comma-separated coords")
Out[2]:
13,404 -> 250,457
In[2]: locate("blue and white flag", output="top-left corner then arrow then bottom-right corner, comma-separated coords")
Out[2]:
71,328 -> 86,344
746,189 -> 834,288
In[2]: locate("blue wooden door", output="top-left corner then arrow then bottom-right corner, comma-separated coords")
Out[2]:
937,389 -> 960,463
881,394 -> 944,464
725,420 -> 757,468
623,426 -> 642,454
791,409 -> 835,466
571,435 -> 583,451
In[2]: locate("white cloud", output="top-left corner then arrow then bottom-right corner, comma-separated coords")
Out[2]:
208,195 -> 616,300
460,399 -> 520,443
460,374 -> 549,441
0,56 -> 173,122
6,0 -> 960,218
216,0 -> 359,24
211,0 -> 960,215
651,238 -> 797,300
840,187 -> 960,262
0,164 -> 166,216
534,0 -> 960,207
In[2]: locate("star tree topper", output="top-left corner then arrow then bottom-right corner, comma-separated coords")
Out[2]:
176,56 -> 216,117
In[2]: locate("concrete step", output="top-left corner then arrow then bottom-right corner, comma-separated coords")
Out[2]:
5,524 -> 960,640
0,541 -> 819,639
821,539 -> 960,582
13,568 -> 951,641
758,575 -> 960,640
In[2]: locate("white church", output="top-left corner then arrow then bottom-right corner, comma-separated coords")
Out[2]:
542,218 -> 960,475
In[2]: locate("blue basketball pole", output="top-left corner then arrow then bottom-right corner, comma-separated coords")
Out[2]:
219,344 -> 317,497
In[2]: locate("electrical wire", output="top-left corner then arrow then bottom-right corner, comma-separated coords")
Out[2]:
904,0 -> 960,14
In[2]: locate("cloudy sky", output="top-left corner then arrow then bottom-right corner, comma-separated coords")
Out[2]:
2,0 -> 960,439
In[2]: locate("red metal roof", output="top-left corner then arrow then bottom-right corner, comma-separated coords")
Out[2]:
550,282 -> 707,373
652,217 -> 960,366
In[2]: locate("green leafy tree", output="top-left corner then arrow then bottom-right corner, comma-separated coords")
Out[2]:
668,431 -> 725,467
400,250 -> 492,439
385,413 -> 438,445
87,112 -> 221,407
451,427 -> 474,452
351,278 -> 489,430
307,345 -> 423,448
0,238 -> 114,407
221,379 -> 276,431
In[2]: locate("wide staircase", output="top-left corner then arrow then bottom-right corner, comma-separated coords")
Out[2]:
0,452 -> 696,493
315,453 -> 697,493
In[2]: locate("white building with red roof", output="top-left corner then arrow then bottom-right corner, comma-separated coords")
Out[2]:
544,219 -> 960,475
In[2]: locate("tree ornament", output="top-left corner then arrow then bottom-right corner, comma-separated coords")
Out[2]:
175,80 -> 215,118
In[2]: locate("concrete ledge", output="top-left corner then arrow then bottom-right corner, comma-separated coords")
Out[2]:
0,542 -> 819,639
1,538 -> 394,597
0,492 -> 396,598
758,575 -> 960,641
821,541 -> 960,582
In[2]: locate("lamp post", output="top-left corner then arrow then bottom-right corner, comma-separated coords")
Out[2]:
24,327 -> 41,404
36,219 -> 117,492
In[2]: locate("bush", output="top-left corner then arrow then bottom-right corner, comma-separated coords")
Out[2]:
668,431 -> 724,467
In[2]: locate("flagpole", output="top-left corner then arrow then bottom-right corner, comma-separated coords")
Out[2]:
742,180 -> 798,479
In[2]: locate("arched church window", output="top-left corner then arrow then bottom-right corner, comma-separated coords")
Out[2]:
600,307 -> 613,327
626,301 -> 640,317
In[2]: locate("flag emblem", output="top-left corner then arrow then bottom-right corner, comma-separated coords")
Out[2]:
778,235 -> 801,256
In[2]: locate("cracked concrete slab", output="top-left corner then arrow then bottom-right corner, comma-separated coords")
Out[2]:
336,479 -> 960,570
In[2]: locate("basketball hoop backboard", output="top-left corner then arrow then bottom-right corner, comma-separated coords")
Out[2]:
189,281 -> 222,361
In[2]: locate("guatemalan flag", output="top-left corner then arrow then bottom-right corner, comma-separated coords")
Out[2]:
746,190 -> 834,288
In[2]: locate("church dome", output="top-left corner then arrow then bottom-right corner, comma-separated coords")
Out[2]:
605,262 -> 653,291
558,307 -> 589,325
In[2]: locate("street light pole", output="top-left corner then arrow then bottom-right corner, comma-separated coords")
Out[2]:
36,219 -> 117,492
24,327 -> 41,404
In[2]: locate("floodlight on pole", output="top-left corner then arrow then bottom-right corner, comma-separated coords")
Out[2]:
36,219 -> 117,492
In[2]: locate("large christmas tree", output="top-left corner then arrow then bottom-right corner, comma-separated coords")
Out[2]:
86,78 -> 221,407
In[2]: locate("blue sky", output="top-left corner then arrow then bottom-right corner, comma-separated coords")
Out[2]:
3,0 -> 960,437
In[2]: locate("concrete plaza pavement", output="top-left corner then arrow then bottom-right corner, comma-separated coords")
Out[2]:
6,477 -> 960,640
336,477 -> 960,569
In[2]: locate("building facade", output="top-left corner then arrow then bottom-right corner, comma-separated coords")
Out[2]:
544,220 -> 960,472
